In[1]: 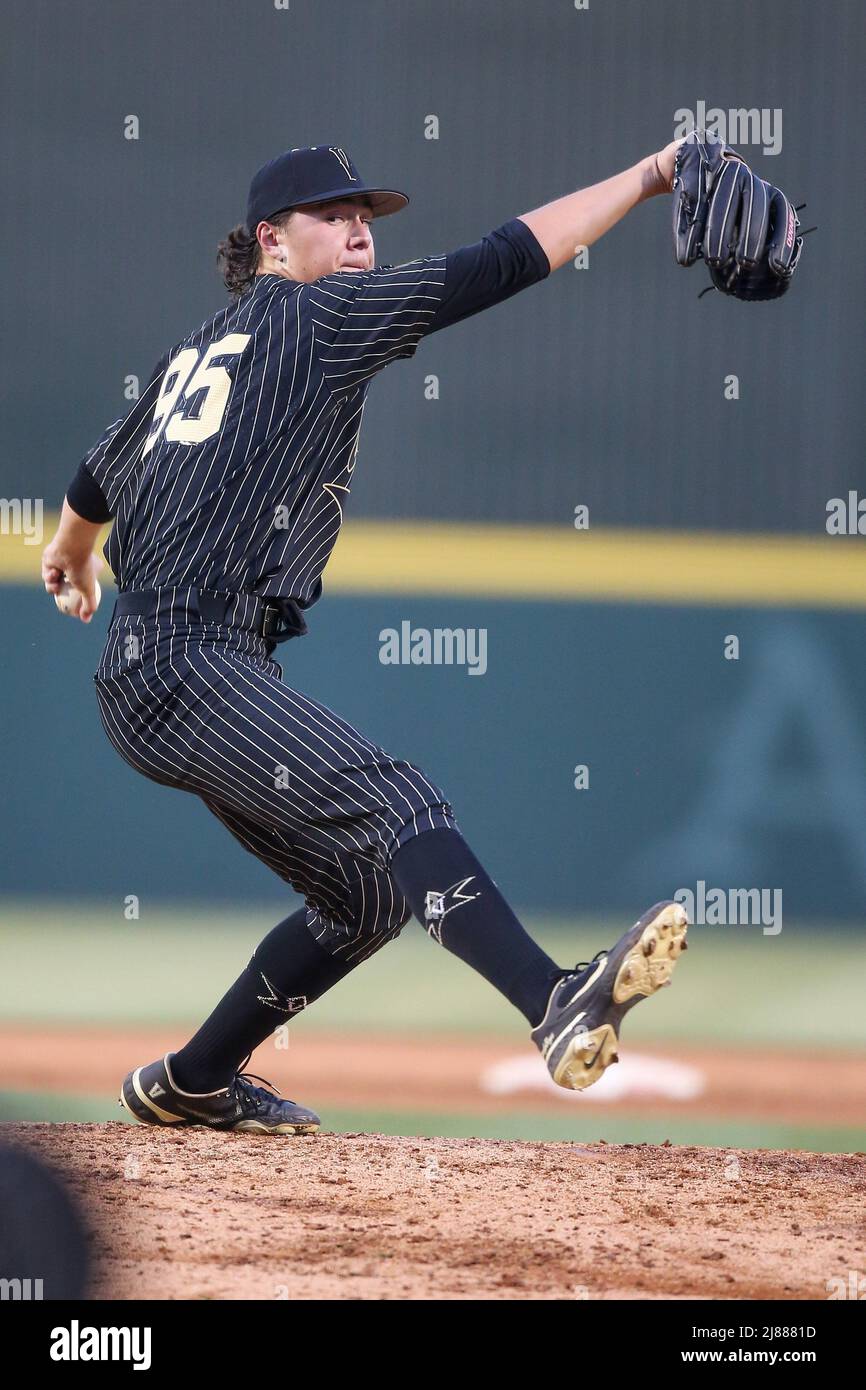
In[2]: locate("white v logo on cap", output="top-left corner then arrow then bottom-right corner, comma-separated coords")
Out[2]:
329,148 -> 357,181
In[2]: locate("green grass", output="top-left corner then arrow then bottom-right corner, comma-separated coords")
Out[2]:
1,899 -> 865,1047
1,1091 -> 862,1154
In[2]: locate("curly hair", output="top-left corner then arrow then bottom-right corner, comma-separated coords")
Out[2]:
216,210 -> 295,297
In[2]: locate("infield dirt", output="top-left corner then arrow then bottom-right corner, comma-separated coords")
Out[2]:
8,1123 -> 865,1300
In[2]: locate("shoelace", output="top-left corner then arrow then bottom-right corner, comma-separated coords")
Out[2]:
232,1052 -> 285,1114
561,948 -> 607,985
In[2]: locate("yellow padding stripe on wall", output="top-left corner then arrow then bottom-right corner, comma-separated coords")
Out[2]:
2,516 -> 865,608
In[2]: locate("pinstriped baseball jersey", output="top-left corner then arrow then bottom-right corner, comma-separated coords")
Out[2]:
71,218 -> 549,609
83,217 -> 549,955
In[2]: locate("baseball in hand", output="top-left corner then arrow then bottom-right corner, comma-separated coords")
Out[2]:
55,578 -> 102,617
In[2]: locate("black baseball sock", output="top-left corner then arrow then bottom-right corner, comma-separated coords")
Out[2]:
170,908 -> 354,1092
390,828 -> 562,1026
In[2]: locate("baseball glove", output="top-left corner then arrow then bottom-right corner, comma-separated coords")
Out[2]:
672,130 -> 805,301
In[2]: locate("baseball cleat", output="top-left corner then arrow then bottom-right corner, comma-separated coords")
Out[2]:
530,900 -> 688,1092
119,1053 -> 320,1135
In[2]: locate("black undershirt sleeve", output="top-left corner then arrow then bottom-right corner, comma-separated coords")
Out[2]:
65,459 -> 114,524
428,217 -> 551,336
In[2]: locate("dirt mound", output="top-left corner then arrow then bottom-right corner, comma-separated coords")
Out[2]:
7,1124 -> 864,1300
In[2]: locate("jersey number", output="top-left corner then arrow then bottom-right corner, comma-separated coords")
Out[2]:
142,333 -> 251,456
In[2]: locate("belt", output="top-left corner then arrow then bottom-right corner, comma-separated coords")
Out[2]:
112,587 -> 309,644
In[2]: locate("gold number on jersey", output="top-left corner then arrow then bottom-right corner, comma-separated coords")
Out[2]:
142,333 -> 251,456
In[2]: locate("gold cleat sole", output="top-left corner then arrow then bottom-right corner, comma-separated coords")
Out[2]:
233,1119 -> 320,1135
613,901 -> 689,1004
551,1023 -> 619,1091
550,902 -> 689,1092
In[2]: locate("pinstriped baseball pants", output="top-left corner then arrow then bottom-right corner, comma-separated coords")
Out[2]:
93,591 -> 459,964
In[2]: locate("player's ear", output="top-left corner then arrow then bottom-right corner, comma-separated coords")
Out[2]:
256,220 -> 283,261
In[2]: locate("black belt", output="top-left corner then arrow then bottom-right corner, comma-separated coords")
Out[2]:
113,588 -> 309,644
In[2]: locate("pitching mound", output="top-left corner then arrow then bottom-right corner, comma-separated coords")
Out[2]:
7,1124 -> 863,1300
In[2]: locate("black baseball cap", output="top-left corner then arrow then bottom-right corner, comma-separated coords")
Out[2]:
246,146 -> 409,230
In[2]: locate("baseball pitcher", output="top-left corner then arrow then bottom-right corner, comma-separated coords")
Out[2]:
42,134 -> 778,1134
